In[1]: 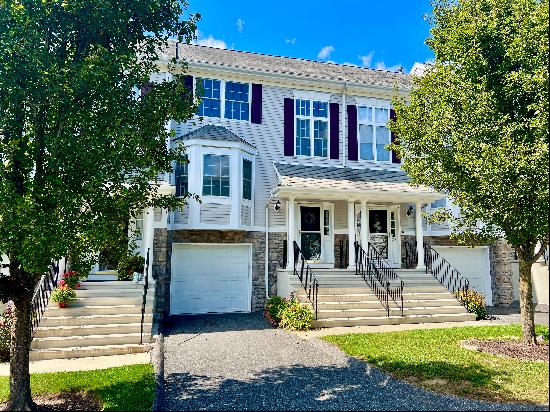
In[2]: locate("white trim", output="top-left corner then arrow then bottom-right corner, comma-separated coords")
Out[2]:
193,77 -> 252,123
355,97 -> 391,108
293,89 -> 331,101
293,97 -> 331,159
357,104 -> 392,164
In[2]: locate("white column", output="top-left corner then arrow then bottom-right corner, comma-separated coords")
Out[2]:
287,197 -> 296,268
347,200 -> 356,268
360,200 -> 368,249
415,202 -> 425,270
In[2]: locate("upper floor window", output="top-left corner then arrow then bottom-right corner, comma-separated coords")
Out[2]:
358,106 -> 390,162
242,159 -> 252,200
203,154 -> 230,197
295,99 -> 328,157
174,157 -> 188,197
196,78 -> 250,121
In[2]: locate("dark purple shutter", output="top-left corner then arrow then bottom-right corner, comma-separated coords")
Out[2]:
390,108 -> 400,163
184,75 -> 194,95
141,81 -> 154,97
347,105 -> 358,161
329,103 -> 339,159
251,84 -> 262,124
283,98 -> 294,156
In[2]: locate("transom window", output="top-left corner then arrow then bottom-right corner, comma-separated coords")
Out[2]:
196,78 -> 250,121
203,154 -> 230,197
295,99 -> 328,157
358,106 -> 390,162
174,157 -> 189,197
242,159 -> 252,200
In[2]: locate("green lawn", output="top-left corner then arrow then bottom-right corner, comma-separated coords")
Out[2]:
323,325 -> 549,405
0,364 -> 154,411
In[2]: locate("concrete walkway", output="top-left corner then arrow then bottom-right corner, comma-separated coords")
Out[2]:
162,313 -> 546,411
0,352 -> 150,376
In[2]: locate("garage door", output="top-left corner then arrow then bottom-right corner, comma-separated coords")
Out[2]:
171,244 -> 251,314
432,246 -> 492,305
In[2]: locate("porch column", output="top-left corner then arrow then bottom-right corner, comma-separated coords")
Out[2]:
415,201 -> 425,270
360,201 -> 368,248
287,197 -> 296,269
347,200 -> 356,268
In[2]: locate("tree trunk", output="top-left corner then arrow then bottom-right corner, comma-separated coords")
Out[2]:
518,256 -> 536,344
7,270 -> 35,411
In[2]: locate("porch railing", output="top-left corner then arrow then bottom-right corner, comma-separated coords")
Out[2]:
31,261 -> 60,337
354,242 -> 404,316
293,241 -> 319,319
403,239 -> 418,269
140,248 -> 150,345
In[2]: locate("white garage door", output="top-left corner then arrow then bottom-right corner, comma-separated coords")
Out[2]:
432,246 -> 492,305
171,244 -> 251,314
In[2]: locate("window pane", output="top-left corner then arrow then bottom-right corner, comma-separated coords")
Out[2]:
242,159 -> 252,200
375,108 -> 389,123
225,81 -> 249,120
376,126 -> 390,144
358,106 -> 371,123
175,157 -> 188,197
313,120 -> 328,157
313,101 -> 327,118
295,99 -> 310,116
359,124 -> 374,160
196,78 -> 221,117
360,143 -> 374,160
295,118 -> 310,156
203,155 -> 230,197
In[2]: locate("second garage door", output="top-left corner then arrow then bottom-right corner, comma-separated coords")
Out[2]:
171,244 -> 251,314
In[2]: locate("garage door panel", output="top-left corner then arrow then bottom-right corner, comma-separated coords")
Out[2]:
171,244 -> 251,314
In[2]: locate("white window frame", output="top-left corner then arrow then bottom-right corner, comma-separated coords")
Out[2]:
202,153 -> 231,199
194,78 -> 251,122
357,104 -> 392,163
293,98 -> 330,158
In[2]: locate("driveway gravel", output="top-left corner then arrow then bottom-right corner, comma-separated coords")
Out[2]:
163,313 -> 547,411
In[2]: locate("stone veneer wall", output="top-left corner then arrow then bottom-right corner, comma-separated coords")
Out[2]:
400,234 -> 514,306
151,228 -> 286,321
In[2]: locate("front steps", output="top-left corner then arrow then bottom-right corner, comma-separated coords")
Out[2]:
30,281 -> 155,361
287,268 -> 475,328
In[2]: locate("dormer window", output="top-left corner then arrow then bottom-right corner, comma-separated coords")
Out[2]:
295,99 -> 328,157
358,106 -> 390,162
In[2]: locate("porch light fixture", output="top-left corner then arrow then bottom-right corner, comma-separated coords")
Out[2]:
273,200 -> 281,213
406,206 -> 414,217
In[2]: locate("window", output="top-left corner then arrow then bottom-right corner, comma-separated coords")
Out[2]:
225,81 -> 249,120
242,159 -> 252,200
175,157 -> 188,197
135,218 -> 143,241
431,198 -> 446,209
358,106 -> 390,162
196,78 -> 221,118
196,78 -> 250,121
295,99 -> 328,157
203,154 -> 230,197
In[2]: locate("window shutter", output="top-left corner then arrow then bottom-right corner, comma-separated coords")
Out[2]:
175,161 -> 181,197
184,75 -> 194,95
251,84 -> 262,124
329,103 -> 339,160
141,81 -> 154,97
284,98 -> 294,156
390,108 -> 400,164
347,105 -> 358,161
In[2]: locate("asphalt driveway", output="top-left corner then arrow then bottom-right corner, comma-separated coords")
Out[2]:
162,313 -> 545,411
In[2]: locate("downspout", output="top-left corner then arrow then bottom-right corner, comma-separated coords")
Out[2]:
342,83 -> 348,167
264,204 -> 269,299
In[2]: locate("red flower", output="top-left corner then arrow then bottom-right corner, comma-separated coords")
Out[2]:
76,283 -> 80,288
59,280 -> 65,285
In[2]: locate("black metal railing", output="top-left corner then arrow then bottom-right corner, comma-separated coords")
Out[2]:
140,248 -> 150,345
423,242 -> 471,311
403,239 -> 418,269
354,242 -> 404,316
338,240 -> 346,269
293,241 -> 319,319
282,240 -> 287,269
31,261 -> 60,337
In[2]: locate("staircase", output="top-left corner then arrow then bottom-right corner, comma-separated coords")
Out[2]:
285,268 -> 475,328
30,281 -> 155,361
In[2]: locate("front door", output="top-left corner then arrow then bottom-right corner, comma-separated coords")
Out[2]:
299,206 -> 322,262
369,209 -> 389,258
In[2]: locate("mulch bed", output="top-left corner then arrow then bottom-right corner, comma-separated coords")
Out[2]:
461,338 -> 549,362
0,392 -> 100,411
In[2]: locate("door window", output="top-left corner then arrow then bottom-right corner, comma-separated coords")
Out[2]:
369,210 -> 388,233
300,206 -> 321,261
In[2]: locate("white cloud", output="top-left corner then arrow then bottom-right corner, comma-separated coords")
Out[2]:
374,61 -> 403,72
193,31 -> 227,49
285,38 -> 296,44
317,45 -> 335,60
236,18 -> 245,33
359,51 -> 375,67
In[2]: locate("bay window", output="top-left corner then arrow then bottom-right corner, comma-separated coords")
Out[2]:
295,99 -> 328,157
359,106 -> 390,162
242,159 -> 252,200
175,157 -> 189,197
203,154 -> 230,197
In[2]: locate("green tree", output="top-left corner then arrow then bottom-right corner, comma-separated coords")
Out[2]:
0,1 -> 199,409
390,0 -> 548,343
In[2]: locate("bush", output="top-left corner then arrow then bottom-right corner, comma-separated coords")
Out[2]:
456,289 -> 488,320
51,285 -> 77,305
117,254 -> 145,281
0,301 -> 15,362
279,298 -> 314,331
264,296 -> 288,326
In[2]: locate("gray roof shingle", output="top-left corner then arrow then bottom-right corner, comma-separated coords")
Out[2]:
175,125 -> 256,148
157,42 -> 412,89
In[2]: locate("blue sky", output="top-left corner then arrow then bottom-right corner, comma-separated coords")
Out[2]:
185,0 -> 435,73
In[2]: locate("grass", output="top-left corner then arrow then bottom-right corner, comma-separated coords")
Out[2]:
0,364 -> 154,411
323,324 -> 549,405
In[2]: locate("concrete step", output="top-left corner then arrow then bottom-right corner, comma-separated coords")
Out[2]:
80,281 -> 151,289
312,298 -> 463,311
317,305 -> 467,320
34,322 -> 152,338
40,313 -> 153,327
53,297 -> 147,306
30,343 -> 153,361
32,332 -> 144,350
313,312 -> 476,328
44,304 -> 153,317
76,288 -> 154,297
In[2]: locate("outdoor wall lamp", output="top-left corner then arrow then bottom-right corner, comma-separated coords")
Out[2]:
273,200 -> 281,213
406,205 -> 414,217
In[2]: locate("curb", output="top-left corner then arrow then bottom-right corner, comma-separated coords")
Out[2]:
152,320 -> 165,411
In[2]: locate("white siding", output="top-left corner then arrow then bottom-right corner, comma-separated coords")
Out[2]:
200,203 -> 231,225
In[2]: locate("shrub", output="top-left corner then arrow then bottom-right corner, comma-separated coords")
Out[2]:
51,285 -> 77,305
117,254 -> 145,281
0,301 -> 15,362
456,289 -> 488,320
279,298 -> 314,331
264,296 -> 288,326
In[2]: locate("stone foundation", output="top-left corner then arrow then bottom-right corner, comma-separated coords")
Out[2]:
151,229 -> 286,320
